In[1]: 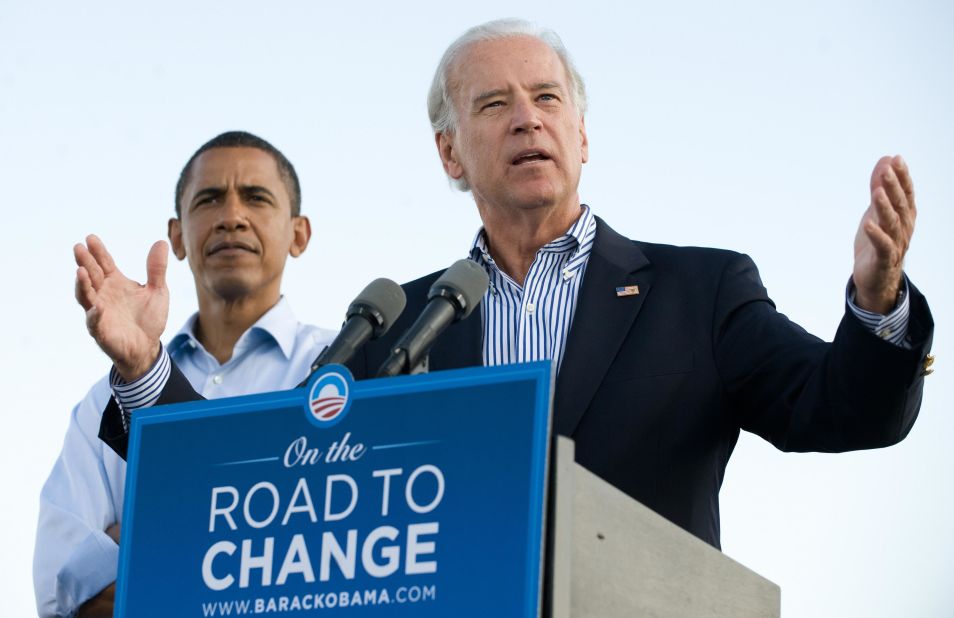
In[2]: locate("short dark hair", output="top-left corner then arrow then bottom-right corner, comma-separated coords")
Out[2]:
174,131 -> 302,217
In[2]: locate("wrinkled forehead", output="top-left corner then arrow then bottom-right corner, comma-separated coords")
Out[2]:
448,36 -> 572,106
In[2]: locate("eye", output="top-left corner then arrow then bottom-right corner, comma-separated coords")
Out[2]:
247,193 -> 273,205
482,100 -> 505,111
538,93 -> 559,103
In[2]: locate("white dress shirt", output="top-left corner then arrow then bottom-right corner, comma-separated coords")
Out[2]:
33,298 -> 335,617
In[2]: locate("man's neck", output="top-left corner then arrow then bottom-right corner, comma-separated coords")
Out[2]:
478,199 -> 583,286
193,293 -> 281,364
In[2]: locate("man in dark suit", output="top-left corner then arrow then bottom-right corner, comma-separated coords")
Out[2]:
92,19 -> 933,548
349,223 -> 931,547
349,19 -> 932,546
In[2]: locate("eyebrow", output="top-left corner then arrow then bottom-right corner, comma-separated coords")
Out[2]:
471,82 -> 565,107
191,186 -> 225,205
472,88 -> 509,107
190,185 -> 277,205
240,185 -> 277,200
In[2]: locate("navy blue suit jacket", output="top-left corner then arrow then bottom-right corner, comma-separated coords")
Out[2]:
101,218 -> 934,548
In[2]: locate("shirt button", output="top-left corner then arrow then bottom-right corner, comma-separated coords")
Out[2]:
212,375 -> 223,385
526,302 -> 536,314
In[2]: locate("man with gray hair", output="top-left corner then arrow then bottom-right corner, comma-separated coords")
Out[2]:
97,19 -> 933,550
350,18 -> 934,548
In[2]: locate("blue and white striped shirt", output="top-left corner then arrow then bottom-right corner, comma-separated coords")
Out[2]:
848,279 -> 911,347
471,204 -> 596,373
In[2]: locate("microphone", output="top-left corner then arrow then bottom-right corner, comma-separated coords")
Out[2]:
310,278 -> 407,372
376,259 -> 489,378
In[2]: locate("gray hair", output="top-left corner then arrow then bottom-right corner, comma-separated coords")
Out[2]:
427,18 -> 588,191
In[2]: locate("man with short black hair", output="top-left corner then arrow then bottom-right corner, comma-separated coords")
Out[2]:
33,131 -> 335,617
174,131 -> 303,218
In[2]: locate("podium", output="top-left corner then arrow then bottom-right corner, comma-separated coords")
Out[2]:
117,362 -> 780,616
547,436 -> 780,617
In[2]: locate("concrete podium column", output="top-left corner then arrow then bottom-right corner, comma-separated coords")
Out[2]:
547,437 -> 781,617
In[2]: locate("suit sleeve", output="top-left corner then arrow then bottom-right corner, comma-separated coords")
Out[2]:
713,254 -> 933,452
98,359 -> 203,460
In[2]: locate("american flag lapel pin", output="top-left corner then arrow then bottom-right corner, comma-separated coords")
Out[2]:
616,285 -> 640,297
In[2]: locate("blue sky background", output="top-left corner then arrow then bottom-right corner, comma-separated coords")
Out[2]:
2,1 -> 952,615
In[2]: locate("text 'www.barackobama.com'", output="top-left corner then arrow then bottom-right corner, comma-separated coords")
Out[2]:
201,585 -> 437,615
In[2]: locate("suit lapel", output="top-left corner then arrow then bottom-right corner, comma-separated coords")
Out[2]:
553,218 -> 653,436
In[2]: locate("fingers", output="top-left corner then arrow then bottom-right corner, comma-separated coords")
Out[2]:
145,240 -> 169,290
74,242 -> 105,289
868,154 -> 916,258
886,163 -> 916,247
870,154 -> 915,211
75,266 -> 95,311
869,155 -> 894,192
862,214 -> 898,266
891,154 -> 917,220
86,234 -> 118,277
870,157 -> 908,209
880,166 -> 909,213
871,187 -> 903,249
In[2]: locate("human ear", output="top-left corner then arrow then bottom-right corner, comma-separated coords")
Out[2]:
288,216 -> 312,257
436,132 -> 465,180
579,115 -> 589,164
168,218 -> 186,260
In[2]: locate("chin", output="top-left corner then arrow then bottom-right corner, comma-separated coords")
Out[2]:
209,278 -> 255,303
509,185 -> 560,210
510,174 -> 565,206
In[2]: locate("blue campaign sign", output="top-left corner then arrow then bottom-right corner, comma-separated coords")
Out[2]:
116,362 -> 553,617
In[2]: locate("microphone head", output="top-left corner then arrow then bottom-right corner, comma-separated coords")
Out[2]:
347,278 -> 407,337
428,258 -> 490,320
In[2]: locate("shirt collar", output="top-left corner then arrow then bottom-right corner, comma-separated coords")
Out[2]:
470,203 -> 595,263
168,296 -> 299,360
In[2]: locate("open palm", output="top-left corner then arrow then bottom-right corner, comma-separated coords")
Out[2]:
74,235 -> 169,381
852,155 -> 916,315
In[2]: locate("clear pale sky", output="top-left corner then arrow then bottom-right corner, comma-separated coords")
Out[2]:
2,1 -> 951,615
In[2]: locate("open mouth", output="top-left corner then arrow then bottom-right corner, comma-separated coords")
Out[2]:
511,149 -> 552,165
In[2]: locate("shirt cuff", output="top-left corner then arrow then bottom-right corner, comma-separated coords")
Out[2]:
108,346 -> 171,431
846,276 -> 911,348
54,530 -> 119,615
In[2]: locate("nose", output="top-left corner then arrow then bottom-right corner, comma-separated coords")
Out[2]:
215,191 -> 249,231
509,97 -> 542,134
